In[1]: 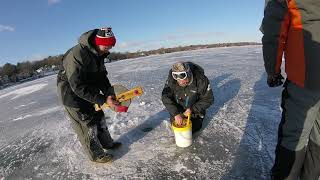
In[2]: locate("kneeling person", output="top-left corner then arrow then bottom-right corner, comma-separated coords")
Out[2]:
162,61 -> 214,133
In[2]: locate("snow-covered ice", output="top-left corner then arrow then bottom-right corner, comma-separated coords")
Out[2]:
0,83 -> 47,100
0,46 -> 284,179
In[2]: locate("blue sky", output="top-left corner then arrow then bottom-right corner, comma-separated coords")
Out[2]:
0,0 -> 264,65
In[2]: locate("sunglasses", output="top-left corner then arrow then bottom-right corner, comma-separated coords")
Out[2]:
172,71 -> 188,80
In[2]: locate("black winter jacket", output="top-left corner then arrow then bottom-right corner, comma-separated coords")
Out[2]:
161,62 -> 214,117
57,29 -> 114,108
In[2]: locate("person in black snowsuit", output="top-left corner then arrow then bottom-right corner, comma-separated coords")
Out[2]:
162,61 -> 214,133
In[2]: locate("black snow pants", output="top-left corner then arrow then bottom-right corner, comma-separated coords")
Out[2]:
271,81 -> 320,180
64,106 -> 114,161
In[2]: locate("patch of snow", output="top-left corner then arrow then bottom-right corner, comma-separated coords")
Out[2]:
12,115 -> 33,121
0,83 -> 47,100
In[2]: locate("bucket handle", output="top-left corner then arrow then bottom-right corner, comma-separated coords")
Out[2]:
186,113 -> 191,126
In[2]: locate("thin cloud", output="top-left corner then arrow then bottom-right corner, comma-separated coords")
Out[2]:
0,25 -> 15,32
115,31 -> 228,52
116,40 -> 156,49
0,54 -> 49,66
48,0 -> 61,5
163,31 -> 227,40
27,54 -> 49,61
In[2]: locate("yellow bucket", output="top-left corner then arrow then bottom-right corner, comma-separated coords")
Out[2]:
172,114 -> 192,147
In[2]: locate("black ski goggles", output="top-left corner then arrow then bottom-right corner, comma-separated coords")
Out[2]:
172,71 -> 188,80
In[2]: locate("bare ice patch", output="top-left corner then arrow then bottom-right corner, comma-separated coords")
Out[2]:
14,102 -> 36,110
0,83 -> 48,100
12,115 -> 33,122
11,106 -> 61,122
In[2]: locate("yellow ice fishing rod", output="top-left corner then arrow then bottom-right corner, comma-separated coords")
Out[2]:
94,86 -> 144,111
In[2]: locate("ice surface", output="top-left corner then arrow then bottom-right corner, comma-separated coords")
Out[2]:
0,46 -> 284,179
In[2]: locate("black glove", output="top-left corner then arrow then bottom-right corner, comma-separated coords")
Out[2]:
267,74 -> 284,87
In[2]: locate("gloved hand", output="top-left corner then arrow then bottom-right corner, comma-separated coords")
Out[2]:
106,96 -> 128,113
114,105 -> 128,112
267,74 -> 284,87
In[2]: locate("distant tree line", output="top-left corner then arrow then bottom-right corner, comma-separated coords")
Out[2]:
0,55 -> 63,86
0,42 -> 260,86
108,42 -> 261,60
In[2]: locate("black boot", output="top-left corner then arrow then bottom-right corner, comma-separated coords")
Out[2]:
271,145 -> 306,180
94,153 -> 113,163
104,142 -> 122,150
191,117 -> 203,133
